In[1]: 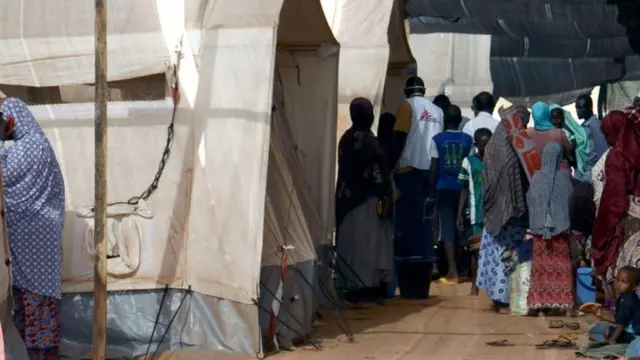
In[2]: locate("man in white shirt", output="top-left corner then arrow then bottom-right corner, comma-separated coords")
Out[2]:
388,76 -> 443,298
462,92 -> 500,137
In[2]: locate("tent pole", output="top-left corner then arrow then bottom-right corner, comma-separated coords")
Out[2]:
92,0 -> 108,359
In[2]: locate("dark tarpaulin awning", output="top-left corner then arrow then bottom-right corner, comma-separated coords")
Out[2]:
405,0 -> 640,102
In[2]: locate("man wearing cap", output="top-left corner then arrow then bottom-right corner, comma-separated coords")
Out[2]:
387,76 -> 443,298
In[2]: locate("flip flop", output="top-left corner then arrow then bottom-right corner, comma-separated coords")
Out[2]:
558,333 -> 577,341
549,320 -> 564,329
535,338 -> 577,350
578,302 -> 601,313
564,322 -> 580,331
439,278 -> 459,285
486,340 -> 514,347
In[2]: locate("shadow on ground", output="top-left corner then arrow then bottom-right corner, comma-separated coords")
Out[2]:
313,296 -> 443,341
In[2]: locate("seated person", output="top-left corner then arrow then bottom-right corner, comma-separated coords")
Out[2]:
592,266 -> 640,345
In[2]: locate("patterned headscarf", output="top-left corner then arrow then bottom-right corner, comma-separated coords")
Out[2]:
483,122 -> 526,236
532,102 -> 553,131
526,142 -> 573,239
0,98 -> 65,298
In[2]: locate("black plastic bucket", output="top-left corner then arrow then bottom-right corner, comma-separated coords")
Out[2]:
396,259 -> 433,299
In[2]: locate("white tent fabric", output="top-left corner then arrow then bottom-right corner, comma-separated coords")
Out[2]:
409,33 -> 493,107
382,2 -> 415,114
258,0 -> 338,348
0,0 -> 277,305
0,0 -> 170,86
268,50 -> 338,251
321,0 -> 395,137
0,0 -> 339,356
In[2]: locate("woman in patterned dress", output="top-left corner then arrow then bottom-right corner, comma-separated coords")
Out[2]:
0,97 -> 65,359
476,107 -> 528,314
526,143 -> 575,314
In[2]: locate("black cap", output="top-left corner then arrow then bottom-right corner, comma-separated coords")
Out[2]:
405,76 -> 425,90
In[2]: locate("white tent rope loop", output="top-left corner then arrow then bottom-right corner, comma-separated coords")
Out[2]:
79,201 -> 151,277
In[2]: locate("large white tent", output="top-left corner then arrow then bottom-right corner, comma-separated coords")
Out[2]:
320,0 -> 394,139
409,33 -> 493,109
0,0 -> 343,358
382,0 -> 416,115
9,0 -> 636,358
321,0 -> 415,136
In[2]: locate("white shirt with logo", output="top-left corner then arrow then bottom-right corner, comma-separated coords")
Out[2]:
396,96 -> 444,170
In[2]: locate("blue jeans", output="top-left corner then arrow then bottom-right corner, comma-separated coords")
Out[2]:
627,336 -> 640,358
393,169 -> 435,261
437,189 -> 460,245
589,321 -> 636,344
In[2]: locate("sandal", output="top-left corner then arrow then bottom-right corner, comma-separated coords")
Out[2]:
439,278 -> 459,285
548,320 -> 580,331
549,320 -> 564,329
564,322 -> 580,331
486,340 -> 514,347
558,333 -> 577,341
578,302 -> 601,314
535,338 -> 577,350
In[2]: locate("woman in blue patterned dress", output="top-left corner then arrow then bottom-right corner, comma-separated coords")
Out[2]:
476,109 -> 528,314
0,97 -> 65,359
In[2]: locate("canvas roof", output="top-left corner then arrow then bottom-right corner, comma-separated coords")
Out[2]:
405,0 -> 640,100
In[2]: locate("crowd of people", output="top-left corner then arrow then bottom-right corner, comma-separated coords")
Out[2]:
0,75 -> 639,357
335,75 -> 640,356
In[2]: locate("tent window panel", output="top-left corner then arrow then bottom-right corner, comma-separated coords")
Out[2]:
0,74 -> 168,105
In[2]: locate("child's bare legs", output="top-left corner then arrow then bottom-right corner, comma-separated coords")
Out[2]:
470,250 -> 479,295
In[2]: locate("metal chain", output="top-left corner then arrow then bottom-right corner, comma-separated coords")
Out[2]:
124,109 -> 175,205
108,44 -> 182,207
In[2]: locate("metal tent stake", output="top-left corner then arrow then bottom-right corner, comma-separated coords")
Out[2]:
92,0 -> 108,359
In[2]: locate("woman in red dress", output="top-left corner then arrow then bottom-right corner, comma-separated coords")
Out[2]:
592,103 -> 640,290
526,142 -> 575,314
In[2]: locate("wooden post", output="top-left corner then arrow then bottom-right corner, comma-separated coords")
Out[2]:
92,0 -> 108,359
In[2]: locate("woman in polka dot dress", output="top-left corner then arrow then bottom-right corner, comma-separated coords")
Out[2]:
0,97 -> 65,359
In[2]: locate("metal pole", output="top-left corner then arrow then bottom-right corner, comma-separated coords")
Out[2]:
92,0 -> 108,359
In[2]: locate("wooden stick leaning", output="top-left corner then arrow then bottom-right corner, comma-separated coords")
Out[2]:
92,0 -> 108,359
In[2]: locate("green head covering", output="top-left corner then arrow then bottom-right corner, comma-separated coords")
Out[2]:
550,104 -> 591,181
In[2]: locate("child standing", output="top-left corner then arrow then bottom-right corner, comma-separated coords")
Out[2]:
591,266 -> 640,345
456,128 -> 492,295
430,105 -> 474,284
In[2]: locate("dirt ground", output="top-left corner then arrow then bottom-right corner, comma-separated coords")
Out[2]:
155,282 -> 592,360
273,282 -> 591,360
